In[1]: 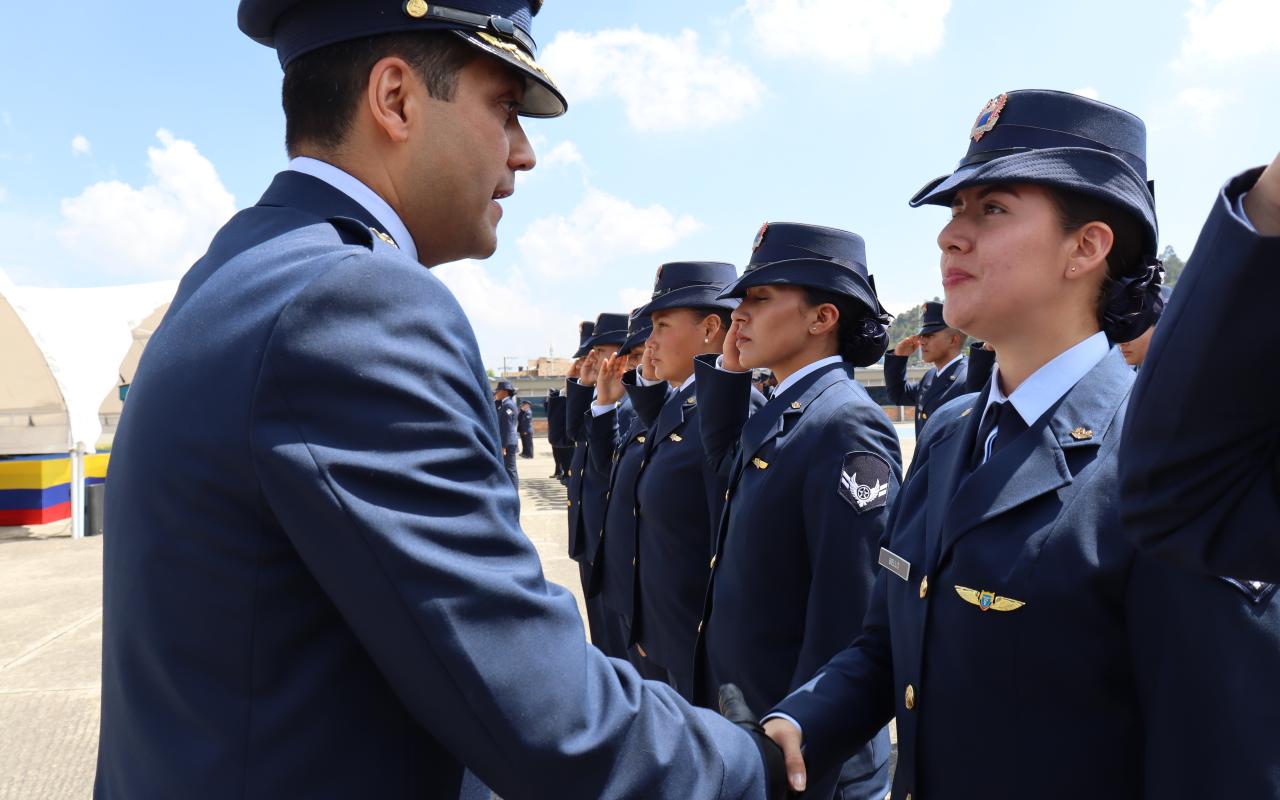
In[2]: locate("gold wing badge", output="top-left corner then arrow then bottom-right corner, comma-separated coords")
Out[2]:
955,585 -> 1025,612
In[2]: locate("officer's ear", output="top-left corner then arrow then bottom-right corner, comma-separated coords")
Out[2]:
809,303 -> 839,336
365,56 -> 416,144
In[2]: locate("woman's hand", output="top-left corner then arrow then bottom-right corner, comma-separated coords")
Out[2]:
722,320 -> 747,373
639,345 -> 659,383
567,357 -> 584,380
1243,151 -> 1280,236
595,354 -> 627,406
579,350 -> 601,387
763,717 -> 807,793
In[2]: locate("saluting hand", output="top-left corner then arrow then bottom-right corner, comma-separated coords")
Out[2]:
722,320 -> 747,373
893,335 -> 919,357
595,354 -> 626,406
1244,151 -> 1280,236
568,356 -> 584,380
639,344 -> 658,383
580,350 -> 602,387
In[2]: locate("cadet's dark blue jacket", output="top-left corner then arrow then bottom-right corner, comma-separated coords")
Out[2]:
773,347 -> 1280,799
566,379 -> 634,566
94,171 -> 769,800
497,395 -> 519,447
586,374 -> 670,617
628,376 -> 763,689
884,353 -> 969,435
1122,168 -> 1280,582
691,356 -> 898,795
545,393 -> 569,448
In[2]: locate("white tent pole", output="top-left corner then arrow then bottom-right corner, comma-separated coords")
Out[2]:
70,444 -> 85,540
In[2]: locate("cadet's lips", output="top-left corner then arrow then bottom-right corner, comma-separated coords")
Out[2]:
942,267 -> 974,288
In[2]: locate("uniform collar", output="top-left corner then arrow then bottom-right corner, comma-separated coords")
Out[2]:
982,331 -> 1109,429
288,156 -> 419,263
676,372 -> 696,393
936,352 -> 965,377
772,355 -> 844,398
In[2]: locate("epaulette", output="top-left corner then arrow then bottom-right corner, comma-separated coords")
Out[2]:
327,216 -> 401,255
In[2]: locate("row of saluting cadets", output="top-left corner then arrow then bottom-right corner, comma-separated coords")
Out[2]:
548,88 -> 1280,800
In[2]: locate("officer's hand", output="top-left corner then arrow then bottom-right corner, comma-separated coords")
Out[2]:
596,355 -> 626,406
763,716 -> 806,793
580,350 -> 601,386
639,344 -> 659,382
718,684 -> 791,799
893,336 -> 918,357
568,357 -> 584,380
1244,151 -> 1280,236
722,320 -> 747,373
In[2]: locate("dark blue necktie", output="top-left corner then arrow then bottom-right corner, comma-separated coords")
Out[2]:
972,401 -> 1028,468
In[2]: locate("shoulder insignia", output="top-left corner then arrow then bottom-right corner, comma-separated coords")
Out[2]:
790,401 -> 802,410
955,585 -> 1025,612
751,457 -> 769,470
685,396 -> 697,406
1218,577 -> 1277,605
371,227 -> 398,248
668,433 -> 683,443
838,451 -> 892,513
637,435 -> 646,443
1070,427 -> 1094,441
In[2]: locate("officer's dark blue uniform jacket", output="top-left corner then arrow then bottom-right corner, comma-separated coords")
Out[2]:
1122,168 -> 1280,582
545,393 -> 569,448
772,347 -> 1280,799
965,343 -> 996,394
94,171 -> 769,800
516,404 -> 532,435
497,395 -> 519,447
884,354 -> 968,435
691,357 -> 898,797
565,379 -> 635,565
586,376 -> 670,619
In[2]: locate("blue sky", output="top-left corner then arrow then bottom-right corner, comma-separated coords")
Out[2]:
2,0 -> 1277,368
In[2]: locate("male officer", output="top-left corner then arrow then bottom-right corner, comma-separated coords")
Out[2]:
494,380 -> 520,486
517,400 -> 534,457
94,3 -> 786,798
545,387 -> 571,481
884,301 -> 968,435
1122,150 -> 1280,581
1117,285 -> 1172,369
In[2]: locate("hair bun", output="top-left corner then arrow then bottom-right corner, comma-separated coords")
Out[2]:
1103,258 -> 1165,343
841,317 -> 890,367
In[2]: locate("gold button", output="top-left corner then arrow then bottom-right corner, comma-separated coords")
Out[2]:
905,684 -> 916,710
919,576 -> 929,599
921,412 -> 928,420
566,500 -> 572,508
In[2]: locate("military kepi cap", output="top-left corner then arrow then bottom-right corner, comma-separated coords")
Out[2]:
719,222 -> 888,320
910,89 -> 1156,261
495,380 -> 516,394
584,312 -> 629,349
618,309 -> 652,356
572,320 -> 595,359
918,301 -> 947,335
637,262 -> 740,316
238,0 -> 566,117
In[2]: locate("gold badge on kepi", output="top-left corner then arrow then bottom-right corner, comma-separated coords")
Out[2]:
971,93 -> 1008,142
955,585 -> 1025,612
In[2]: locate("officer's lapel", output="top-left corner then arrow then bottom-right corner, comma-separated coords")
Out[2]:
257,171 -> 392,235
647,382 -> 696,452
923,386 -> 987,562
939,348 -> 1133,555
740,362 -> 848,464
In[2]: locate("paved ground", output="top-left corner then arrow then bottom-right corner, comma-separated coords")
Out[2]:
0,431 -> 910,798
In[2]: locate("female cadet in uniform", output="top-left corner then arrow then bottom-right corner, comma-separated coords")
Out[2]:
763,90 -> 1280,800
623,261 -> 764,700
690,223 -> 901,800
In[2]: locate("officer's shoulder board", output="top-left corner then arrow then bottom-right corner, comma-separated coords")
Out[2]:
838,451 -> 892,513
327,216 -> 399,254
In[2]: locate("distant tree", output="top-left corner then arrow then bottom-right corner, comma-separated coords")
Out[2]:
1159,245 -> 1186,286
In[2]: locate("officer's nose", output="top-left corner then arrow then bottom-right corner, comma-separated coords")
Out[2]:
509,117 -> 536,173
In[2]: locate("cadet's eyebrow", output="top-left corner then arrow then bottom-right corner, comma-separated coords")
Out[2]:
976,185 -> 1020,200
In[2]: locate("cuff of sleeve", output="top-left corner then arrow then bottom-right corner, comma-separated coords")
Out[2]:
590,403 -> 617,417
759,712 -> 804,739
637,373 -> 661,387
1232,190 -> 1259,233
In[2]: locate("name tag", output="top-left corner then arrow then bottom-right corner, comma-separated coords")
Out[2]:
878,547 -> 911,581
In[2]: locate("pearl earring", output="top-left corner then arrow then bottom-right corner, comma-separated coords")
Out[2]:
703,338 -> 709,344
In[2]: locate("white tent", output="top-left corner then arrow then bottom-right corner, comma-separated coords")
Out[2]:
0,269 -> 177,536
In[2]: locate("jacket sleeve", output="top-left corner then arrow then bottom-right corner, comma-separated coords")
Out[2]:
587,407 -> 622,479
622,371 -> 671,429
1120,168 -> 1280,582
693,354 -> 754,481
964,344 -> 996,394
565,379 -> 594,444
883,353 -> 920,406
249,256 -> 767,800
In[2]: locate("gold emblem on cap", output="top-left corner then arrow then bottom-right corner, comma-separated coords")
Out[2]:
476,31 -> 556,84
404,0 -> 429,19
752,458 -> 769,470
1070,427 -> 1094,441
971,92 -> 1008,142
955,585 -> 1025,612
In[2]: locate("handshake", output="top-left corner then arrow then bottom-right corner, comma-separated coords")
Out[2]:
718,684 -> 801,799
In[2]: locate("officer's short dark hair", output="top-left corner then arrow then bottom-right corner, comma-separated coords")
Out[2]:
282,32 -> 477,155
1047,188 -> 1145,327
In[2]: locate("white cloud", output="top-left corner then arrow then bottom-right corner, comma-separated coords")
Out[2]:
619,286 -> 652,311
1174,86 -> 1233,128
1180,0 -> 1280,63
1072,86 -> 1100,100
57,129 -> 236,279
542,28 -> 764,132
517,187 -> 702,279
542,140 -> 584,170
743,0 -> 951,72
71,135 -> 91,157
